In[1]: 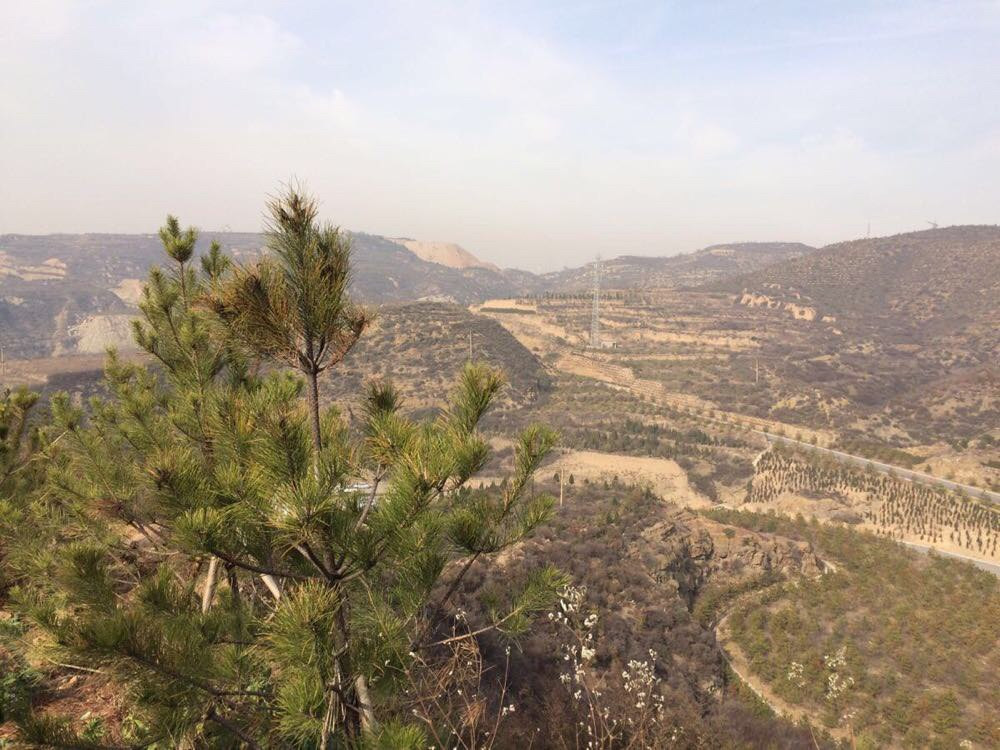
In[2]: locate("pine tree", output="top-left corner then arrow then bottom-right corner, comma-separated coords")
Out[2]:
6,188 -> 563,748
0,386 -> 45,595
0,386 -> 41,499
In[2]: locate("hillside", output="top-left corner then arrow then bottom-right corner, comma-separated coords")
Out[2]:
541,242 -> 814,292
708,508 -> 1000,748
0,232 -> 541,359
699,227 -> 1000,443
450,482 -> 831,748
721,226 -> 1000,345
0,303 -> 552,425
319,302 -> 551,419
3,222 -> 998,746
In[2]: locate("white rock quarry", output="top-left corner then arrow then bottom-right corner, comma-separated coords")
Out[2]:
389,238 -> 499,272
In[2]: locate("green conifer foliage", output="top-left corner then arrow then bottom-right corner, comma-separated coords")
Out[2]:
0,386 -> 44,597
5,189 -> 563,748
0,387 -> 40,499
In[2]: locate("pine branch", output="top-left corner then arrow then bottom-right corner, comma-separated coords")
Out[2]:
207,548 -> 313,582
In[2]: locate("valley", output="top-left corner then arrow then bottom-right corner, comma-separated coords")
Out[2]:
7,6 -> 1000,746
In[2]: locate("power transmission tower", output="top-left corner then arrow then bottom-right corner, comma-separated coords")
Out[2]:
590,255 -> 601,348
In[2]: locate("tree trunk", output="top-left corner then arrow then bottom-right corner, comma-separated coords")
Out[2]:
200,557 -> 220,613
306,367 -> 323,455
226,565 -> 241,610
305,364 -> 376,735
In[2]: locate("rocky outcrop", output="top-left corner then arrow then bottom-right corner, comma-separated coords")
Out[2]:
112,278 -> 145,306
737,291 -> 827,322
0,252 -> 67,281
632,509 -> 822,608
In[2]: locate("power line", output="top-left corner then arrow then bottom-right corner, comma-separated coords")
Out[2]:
590,255 -> 601,348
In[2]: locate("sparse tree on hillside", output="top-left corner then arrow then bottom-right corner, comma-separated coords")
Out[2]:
5,189 -> 563,748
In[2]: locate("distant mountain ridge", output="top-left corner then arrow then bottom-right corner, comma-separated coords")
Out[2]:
0,231 -> 818,358
540,242 -> 815,291
0,231 -> 541,359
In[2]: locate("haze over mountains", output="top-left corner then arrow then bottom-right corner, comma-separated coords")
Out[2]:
1,224 -> 998,364
0,229 -> 808,358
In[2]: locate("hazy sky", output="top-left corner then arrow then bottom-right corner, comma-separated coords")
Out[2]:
3,1 -> 1000,271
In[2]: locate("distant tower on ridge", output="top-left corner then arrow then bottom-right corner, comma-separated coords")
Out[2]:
590,255 -> 601,348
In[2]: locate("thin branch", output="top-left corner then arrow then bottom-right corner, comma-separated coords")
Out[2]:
208,548 -> 313,581
411,553 -> 480,650
353,470 -> 384,531
207,705 -> 263,750
417,607 -> 524,651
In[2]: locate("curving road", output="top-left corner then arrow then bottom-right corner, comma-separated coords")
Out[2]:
758,432 -> 1000,505
899,541 -> 1000,577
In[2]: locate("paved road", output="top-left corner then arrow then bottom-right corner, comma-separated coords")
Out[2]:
899,541 -> 1000,577
758,432 -> 1000,505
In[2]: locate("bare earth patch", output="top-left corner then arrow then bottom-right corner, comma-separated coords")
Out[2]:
545,449 -> 711,507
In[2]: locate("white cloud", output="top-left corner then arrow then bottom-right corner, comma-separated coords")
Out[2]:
673,115 -> 741,159
173,12 -> 301,76
0,0 -> 76,42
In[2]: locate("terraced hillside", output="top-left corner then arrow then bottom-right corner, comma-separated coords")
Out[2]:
707,226 -> 1000,446
0,233 -> 814,359
476,279 -> 998,482
0,303 -> 551,427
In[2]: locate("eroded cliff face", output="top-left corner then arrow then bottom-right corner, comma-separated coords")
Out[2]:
737,291 -> 832,322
